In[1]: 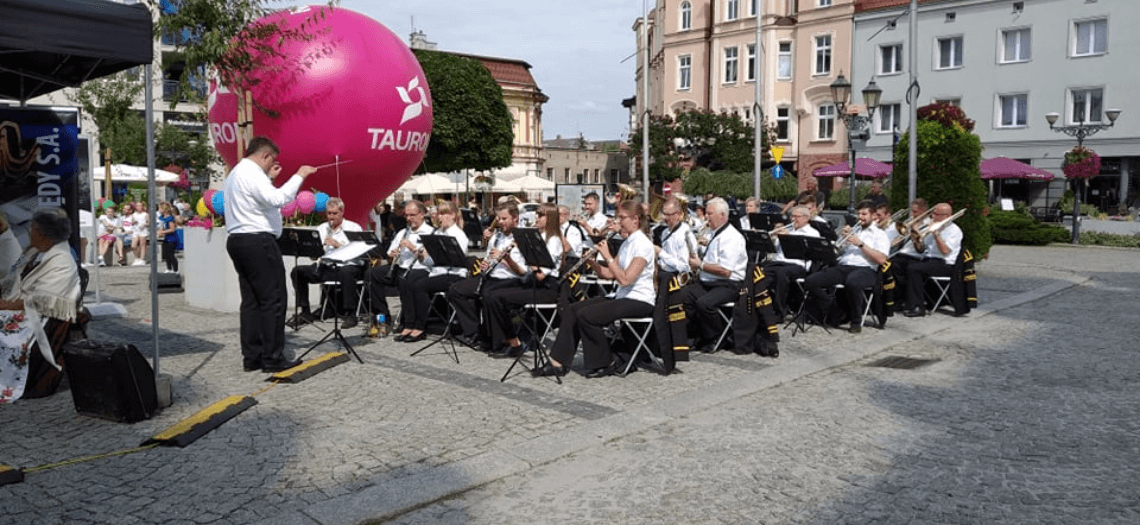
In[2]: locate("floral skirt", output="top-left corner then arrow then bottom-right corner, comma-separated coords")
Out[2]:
0,311 -> 35,403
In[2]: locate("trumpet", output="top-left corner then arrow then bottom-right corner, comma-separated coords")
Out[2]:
768,223 -> 791,236
834,224 -> 862,252
917,209 -> 966,237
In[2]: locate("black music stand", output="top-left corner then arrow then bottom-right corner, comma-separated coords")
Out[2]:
411,234 -> 469,363
742,230 -> 775,265
783,236 -> 838,336
279,228 -> 324,330
748,212 -> 785,232
499,228 -> 561,384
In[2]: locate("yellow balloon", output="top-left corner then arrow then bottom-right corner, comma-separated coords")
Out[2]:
196,198 -> 209,216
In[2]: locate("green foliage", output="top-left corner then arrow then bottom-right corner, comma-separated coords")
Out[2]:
1057,190 -> 1098,217
412,49 -> 514,173
682,168 -> 798,201
1079,232 -> 1140,249
892,109 -> 993,258
916,102 -> 975,132
827,183 -> 882,210
988,210 -> 1068,245
629,109 -> 771,184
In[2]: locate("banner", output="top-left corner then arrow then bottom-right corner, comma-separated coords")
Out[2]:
0,106 -> 81,247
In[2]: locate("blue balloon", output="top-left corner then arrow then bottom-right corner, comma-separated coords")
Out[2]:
211,191 -> 226,216
314,192 -> 329,213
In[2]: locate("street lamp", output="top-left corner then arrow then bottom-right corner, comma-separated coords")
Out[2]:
830,73 -> 881,213
1045,108 -> 1121,244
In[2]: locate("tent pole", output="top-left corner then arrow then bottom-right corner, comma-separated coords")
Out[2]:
145,64 -> 160,376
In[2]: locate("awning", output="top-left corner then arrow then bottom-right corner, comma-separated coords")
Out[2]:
813,158 -> 892,178
0,0 -> 154,101
979,157 -> 1055,180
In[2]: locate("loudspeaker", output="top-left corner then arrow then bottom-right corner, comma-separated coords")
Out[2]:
150,272 -> 183,293
63,341 -> 158,423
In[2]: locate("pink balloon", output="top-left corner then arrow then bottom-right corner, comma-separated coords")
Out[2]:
208,6 -> 432,226
203,189 -> 218,214
281,199 -> 298,217
296,190 -> 316,214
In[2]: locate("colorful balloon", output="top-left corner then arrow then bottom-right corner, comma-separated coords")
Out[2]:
314,192 -> 329,213
196,198 -> 209,216
207,6 -> 432,226
281,199 -> 298,217
203,189 -> 218,215
211,191 -> 226,216
295,190 -> 316,214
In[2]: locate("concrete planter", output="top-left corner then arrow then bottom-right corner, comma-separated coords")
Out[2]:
183,228 -> 309,312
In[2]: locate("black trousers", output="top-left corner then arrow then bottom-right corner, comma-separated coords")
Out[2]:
291,262 -> 364,314
485,279 -> 559,347
367,264 -> 405,319
906,259 -> 953,309
161,240 -> 178,272
762,261 -> 806,317
226,232 -> 288,368
889,254 -> 924,305
653,271 -> 679,371
550,296 -> 654,370
401,271 -> 464,330
447,276 -> 519,343
669,279 -> 740,346
803,265 -> 877,324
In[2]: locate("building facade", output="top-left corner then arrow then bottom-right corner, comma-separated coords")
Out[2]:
853,0 -> 1137,210
542,136 -> 631,187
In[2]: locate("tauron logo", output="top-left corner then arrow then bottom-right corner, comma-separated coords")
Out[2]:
397,76 -> 430,125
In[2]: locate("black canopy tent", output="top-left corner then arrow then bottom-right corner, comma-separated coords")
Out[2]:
0,0 -> 153,101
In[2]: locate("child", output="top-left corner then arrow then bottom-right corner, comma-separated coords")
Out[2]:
157,202 -> 179,273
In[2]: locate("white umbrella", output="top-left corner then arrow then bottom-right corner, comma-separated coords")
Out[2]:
110,164 -> 180,183
495,174 -> 555,192
397,173 -> 463,195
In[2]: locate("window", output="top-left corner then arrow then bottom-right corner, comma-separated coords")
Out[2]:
1001,29 -> 1031,63
726,0 -> 739,21
879,44 -> 902,75
776,107 -> 790,141
778,42 -> 792,79
564,168 -> 571,183
998,94 -> 1028,128
747,44 -> 757,81
680,1 -> 692,31
815,35 -> 832,75
1073,19 -> 1107,56
936,36 -> 963,69
594,169 -> 600,184
546,168 -> 554,179
818,0 -> 833,6
1070,87 -> 1104,123
934,98 -> 960,106
678,55 -> 692,90
750,0 -> 758,17
724,47 -> 739,84
818,104 -> 835,140
877,103 -> 902,134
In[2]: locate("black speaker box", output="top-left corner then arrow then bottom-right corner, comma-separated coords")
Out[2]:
150,272 -> 183,293
63,341 -> 158,423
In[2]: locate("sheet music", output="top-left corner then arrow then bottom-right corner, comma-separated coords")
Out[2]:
321,241 -> 374,263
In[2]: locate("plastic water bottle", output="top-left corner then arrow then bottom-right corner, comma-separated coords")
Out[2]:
375,314 -> 390,337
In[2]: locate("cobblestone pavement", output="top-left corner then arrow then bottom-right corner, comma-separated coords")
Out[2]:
1,245 -> 1133,524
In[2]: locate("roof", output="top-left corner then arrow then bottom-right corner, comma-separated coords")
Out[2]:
855,0 -> 948,13
437,50 -> 539,89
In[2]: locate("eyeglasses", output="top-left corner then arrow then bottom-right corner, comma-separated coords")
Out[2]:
663,210 -> 681,216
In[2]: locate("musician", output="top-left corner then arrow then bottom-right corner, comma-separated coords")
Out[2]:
224,137 -> 316,373
652,198 -> 696,371
666,198 -> 747,355
762,205 -> 820,318
447,202 -> 526,352
484,203 -> 567,358
367,200 -> 434,335
580,192 -> 609,238
802,200 -> 889,333
799,195 -> 836,241
888,198 -> 930,300
903,202 -> 963,317
393,201 -> 469,343
782,176 -> 827,214
738,197 -> 760,231
558,204 -> 586,255
874,203 -> 893,231
288,198 -> 364,328
534,200 -> 656,378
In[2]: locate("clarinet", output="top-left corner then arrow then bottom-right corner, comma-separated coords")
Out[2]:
387,227 -> 410,279
474,232 -> 514,294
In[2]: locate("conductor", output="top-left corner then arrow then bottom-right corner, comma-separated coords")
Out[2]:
225,137 -> 316,373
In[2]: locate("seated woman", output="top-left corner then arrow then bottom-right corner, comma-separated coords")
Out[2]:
0,207 -> 82,402
534,200 -> 656,378
394,201 -> 469,343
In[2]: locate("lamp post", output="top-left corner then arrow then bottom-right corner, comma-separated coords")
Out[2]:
830,73 -> 882,213
1045,108 -> 1121,244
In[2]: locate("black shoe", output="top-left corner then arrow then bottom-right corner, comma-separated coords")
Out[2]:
393,333 -> 407,342
263,358 -> 303,373
340,316 -> 358,329
492,343 -> 526,359
532,362 -> 568,377
584,362 -> 619,379
849,324 -> 862,334
904,307 -> 926,318
403,332 -> 426,343
243,362 -> 262,372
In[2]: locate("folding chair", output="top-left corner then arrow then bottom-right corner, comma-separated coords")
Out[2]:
615,317 -> 662,376
712,302 -> 736,352
835,284 -> 877,329
925,275 -> 953,313
520,303 -> 559,346
319,278 -> 368,320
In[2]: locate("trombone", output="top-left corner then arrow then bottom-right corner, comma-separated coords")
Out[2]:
891,208 -> 935,248
916,209 -> 966,237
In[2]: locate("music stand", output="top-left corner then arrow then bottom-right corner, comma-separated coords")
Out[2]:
411,234 -> 470,363
748,213 -> 785,232
279,228 -> 324,330
742,230 -> 775,265
783,236 -> 837,336
499,228 -> 561,384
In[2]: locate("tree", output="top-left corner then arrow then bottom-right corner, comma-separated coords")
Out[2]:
629,109 -> 772,184
683,168 -> 799,202
412,49 -> 514,174
69,69 -> 145,156
891,103 -> 993,258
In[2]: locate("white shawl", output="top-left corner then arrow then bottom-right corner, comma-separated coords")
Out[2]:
3,242 -> 81,371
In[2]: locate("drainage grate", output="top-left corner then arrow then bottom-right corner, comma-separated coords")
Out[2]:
866,356 -> 940,370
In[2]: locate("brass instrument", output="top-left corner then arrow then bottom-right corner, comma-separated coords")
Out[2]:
834,224 -> 862,253
677,229 -> 700,286
768,223 -> 791,236
917,209 -> 966,237
561,228 -> 620,280
891,208 -> 936,248
881,208 -> 907,230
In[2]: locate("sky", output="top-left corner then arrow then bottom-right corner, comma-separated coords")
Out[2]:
340,0 -> 644,143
